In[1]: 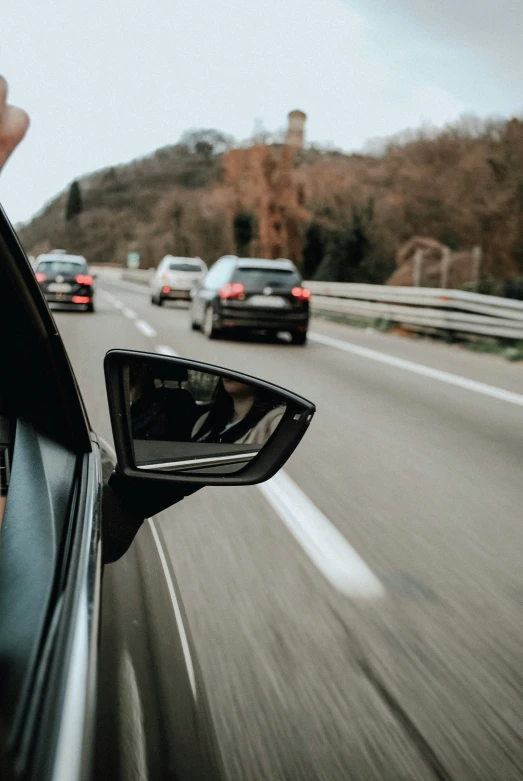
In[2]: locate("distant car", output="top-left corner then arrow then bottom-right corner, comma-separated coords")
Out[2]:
34,252 -> 95,312
151,255 -> 208,305
190,256 -> 310,345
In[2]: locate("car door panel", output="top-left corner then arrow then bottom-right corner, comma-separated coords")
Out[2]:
0,420 -> 78,746
94,515 -> 223,781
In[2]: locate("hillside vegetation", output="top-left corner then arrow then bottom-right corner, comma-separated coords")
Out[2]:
18,116 -> 523,293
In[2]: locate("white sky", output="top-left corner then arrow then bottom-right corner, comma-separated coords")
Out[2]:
1,0 -> 521,224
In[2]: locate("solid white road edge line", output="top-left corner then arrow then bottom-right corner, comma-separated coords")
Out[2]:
155,345 -> 179,356
309,331 -> 523,408
123,307 -> 137,320
259,470 -> 384,598
149,521 -> 197,699
135,320 -> 157,338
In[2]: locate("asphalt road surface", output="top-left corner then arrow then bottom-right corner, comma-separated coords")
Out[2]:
54,269 -> 523,781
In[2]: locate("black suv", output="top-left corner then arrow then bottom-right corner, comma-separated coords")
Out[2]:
34,251 -> 95,312
190,257 -> 310,345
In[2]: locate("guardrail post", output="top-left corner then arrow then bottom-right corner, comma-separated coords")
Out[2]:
440,247 -> 451,289
413,249 -> 424,287
472,246 -> 482,292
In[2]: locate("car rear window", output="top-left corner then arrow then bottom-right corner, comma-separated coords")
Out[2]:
35,261 -> 87,276
233,267 -> 301,288
168,263 -> 202,272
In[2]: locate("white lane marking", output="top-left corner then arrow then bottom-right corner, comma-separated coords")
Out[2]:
100,289 -> 115,303
156,345 -> 179,356
97,434 -> 116,461
259,470 -> 384,598
310,331 -> 523,408
135,320 -> 157,338
119,651 -> 147,781
123,307 -> 137,320
149,521 -> 197,699
113,299 -> 124,309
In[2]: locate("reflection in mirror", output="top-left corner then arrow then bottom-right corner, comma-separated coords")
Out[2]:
126,359 -> 287,474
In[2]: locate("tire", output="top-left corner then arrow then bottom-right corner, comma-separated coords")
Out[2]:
157,296 -> 164,307
151,294 -> 157,305
190,304 -> 201,331
291,331 -> 307,345
203,306 -> 220,339
87,302 -> 95,313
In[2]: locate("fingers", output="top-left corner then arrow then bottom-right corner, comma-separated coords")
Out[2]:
0,76 -> 30,172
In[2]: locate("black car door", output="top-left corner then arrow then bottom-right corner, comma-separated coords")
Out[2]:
0,207 -> 101,781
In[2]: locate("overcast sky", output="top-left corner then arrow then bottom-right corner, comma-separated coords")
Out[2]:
1,0 -> 521,224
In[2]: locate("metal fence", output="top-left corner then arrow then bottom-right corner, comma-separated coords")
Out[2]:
306,282 -> 523,340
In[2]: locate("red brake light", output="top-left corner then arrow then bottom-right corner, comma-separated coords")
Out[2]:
218,282 -> 245,300
35,272 -> 46,283
162,285 -> 171,294
75,274 -> 93,285
291,287 -> 311,300
72,295 -> 91,304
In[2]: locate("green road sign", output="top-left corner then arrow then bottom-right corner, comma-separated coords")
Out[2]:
127,252 -> 140,268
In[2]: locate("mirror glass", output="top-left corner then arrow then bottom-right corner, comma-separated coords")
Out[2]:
125,358 -> 288,474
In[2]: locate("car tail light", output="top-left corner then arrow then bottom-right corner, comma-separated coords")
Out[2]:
35,272 -> 46,283
162,285 -> 171,294
72,295 -> 91,304
75,274 -> 93,285
218,282 -> 244,300
291,287 -> 311,301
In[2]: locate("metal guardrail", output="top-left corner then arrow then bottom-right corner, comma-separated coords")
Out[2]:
119,270 -> 523,341
306,282 -> 523,340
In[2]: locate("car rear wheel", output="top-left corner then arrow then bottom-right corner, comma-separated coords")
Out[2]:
291,331 -> 307,345
190,304 -> 201,330
203,306 -> 220,339
87,302 -> 95,313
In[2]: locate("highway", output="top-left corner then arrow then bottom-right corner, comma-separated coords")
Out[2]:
54,269 -> 523,780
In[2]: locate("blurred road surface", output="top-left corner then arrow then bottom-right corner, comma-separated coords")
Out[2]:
54,269 -> 523,780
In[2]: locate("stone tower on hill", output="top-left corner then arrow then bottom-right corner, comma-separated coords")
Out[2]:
286,110 -> 306,149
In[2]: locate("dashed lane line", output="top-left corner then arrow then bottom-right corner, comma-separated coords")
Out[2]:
155,345 -> 179,356
135,320 -> 157,338
259,470 -> 384,598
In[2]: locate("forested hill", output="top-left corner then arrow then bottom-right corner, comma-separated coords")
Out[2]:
18,117 -> 523,290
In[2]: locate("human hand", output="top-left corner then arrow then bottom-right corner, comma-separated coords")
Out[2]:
0,76 -> 29,173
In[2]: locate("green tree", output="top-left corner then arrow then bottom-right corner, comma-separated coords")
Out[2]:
65,179 -> 83,221
302,222 -> 326,279
314,208 -> 371,282
233,212 -> 255,256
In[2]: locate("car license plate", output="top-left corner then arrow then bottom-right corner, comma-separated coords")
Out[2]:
48,282 -> 72,292
248,295 -> 286,308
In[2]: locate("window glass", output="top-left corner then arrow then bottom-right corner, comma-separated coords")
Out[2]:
232,267 -> 301,288
203,261 -> 233,289
169,262 -> 203,272
35,261 -> 87,276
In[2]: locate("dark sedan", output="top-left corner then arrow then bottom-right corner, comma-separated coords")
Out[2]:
34,252 -> 95,311
190,256 -> 310,344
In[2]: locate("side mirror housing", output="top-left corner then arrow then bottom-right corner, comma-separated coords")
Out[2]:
104,350 -> 315,516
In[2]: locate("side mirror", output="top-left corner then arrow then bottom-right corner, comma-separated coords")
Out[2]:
104,350 -> 315,514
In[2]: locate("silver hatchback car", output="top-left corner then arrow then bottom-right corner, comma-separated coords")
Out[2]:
151,255 -> 208,305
